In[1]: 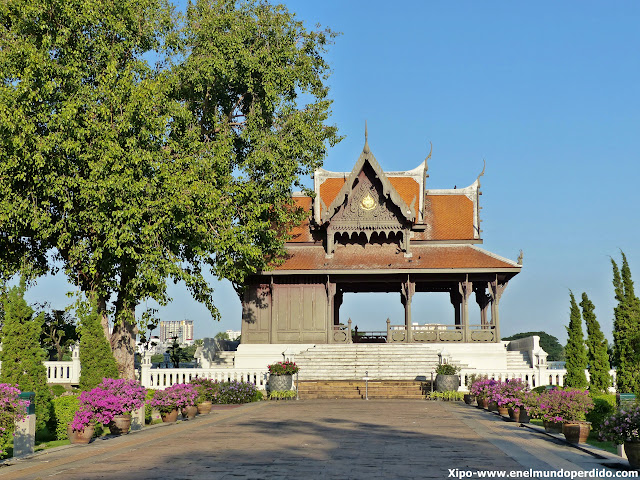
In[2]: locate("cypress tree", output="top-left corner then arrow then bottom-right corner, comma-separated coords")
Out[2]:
0,279 -> 52,432
564,291 -> 588,389
78,302 -> 118,391
611,253 -> 640,394
580,292 -> 611,393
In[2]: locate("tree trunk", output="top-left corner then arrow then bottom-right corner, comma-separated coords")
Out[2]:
97,296 -> 111,346
111,317 -> 137,379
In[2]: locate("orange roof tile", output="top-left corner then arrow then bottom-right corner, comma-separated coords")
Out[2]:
272,244 -> 518,271
319,178 -> 346,209
423,195 -> 475,240
388,177 -> 420,216
288,196 -> 314,242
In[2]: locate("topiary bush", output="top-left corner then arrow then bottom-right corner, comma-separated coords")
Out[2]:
51,394 -> 79,440
216,381 -> 258,404
50,385 -> 67,397
144,389 -> 155,424
587,394 -> 616,433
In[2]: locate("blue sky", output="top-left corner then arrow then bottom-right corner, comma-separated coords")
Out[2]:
25,1 -> 640,344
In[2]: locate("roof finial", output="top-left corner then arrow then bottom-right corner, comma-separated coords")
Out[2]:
363,120 -> 370,154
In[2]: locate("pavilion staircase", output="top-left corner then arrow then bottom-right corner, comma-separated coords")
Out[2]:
294,344 -> 447,399
506,351 -> 531,369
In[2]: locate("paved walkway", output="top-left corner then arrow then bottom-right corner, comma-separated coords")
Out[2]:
0,401 -> 634,480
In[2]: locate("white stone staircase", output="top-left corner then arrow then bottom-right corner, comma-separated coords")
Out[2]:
506,351 -> 531,369
295,343 -> 444,381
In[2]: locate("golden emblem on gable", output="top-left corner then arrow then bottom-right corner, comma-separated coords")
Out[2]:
360,193 -> 376,211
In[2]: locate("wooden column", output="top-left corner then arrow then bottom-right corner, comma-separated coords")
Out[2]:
449,289 -> 462,326
488,277 -> 508,342
325,277 -> 336,343
459,277 -> 473,342
474,285 -> 491,328
401,278 -> 415,342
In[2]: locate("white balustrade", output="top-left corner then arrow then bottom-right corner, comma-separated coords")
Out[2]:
139,365 -> 269,390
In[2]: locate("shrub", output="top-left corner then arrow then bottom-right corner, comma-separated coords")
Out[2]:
599,404 -> 640,444
51,394 -> 79,440
427,391 -> 464,401
216,381 -> 258,404
538,388 -> 594,422
50,385 -> 67,397
268,361 -> 299,375
587,394 -> 616,433
148,384 -> 198,414
269,390 -> 296,400
144,389 -> 155,424
77,303 -> 118,391
435,364 -> 460,375
189,378 -> 219,403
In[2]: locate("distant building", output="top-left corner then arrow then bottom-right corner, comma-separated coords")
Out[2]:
160,320 -> 194,344
225,329 -> 241,341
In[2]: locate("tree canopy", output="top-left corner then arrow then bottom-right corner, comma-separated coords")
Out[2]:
564,291 -> 588,389
501,331 -> 565,361
580,292 -> 610,394
0,0 -> 339,378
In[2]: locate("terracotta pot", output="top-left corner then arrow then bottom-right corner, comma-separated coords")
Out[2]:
509,407 -> 530,423
543,420 -> 563,434
488,401 -> 498,412
463,394 -> 475,405
197,401 -> 213,415
624,441 -> 640,469
161,409 -> 179,423
67,424 -> 95,444
562,422 -> 591,444
476,397 -> 489,409
497,406 -> 509,416
108,414 -> 132,435
182,405 -> 198,420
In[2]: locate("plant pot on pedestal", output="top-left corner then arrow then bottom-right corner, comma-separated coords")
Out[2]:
182,405 -> 198,420
161,409 -> 179,423
562,422 -> 591,444
108,414 -> 132,435
624,441 -> 640,469
197,401 -> 213,415
67,424 -> 95,444
269,374 -> 293,392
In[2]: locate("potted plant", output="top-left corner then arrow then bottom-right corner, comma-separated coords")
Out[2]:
469,378 -> 497,409
559,389 -> 594,444
98,378 -> 146,434
148,384 -> 198,422
599,404 -> 640,468
149,389 -> 179,423
190,378 -> 218,414
268,361 -> 299,392
435,364 -> 460,392
494,378 -> 528,419
463,374 -> 478,405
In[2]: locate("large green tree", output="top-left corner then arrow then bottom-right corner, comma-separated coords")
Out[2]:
564,292 -> 588,389
611,253 -> 640,394
40,309 -> 78,361
580,292 -> 610,394
0,0 -> 338,378
0,280 -> 52,431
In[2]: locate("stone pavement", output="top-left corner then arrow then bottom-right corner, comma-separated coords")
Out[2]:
0,400 -> 634,480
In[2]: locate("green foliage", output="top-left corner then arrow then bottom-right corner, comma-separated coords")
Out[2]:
435,364 -> 460,375
501,331 -> 565,361
268,390 -> 295,400
586,394 -> 616,434
214,331 -> 230,340
0,0 -> 340,379
611,253 -> 640,394
580,293 -> 611,394
0,280 -> 52,431
40,310 -> 78,361
151,354 -> 166,364
78,303 -> 118,391
166,338 -> 196,368
49,385 -> 67,397
426,391 -> 465,401
144,389 -> 156,424
564,292 -> 588,389
51,395 -> 79,440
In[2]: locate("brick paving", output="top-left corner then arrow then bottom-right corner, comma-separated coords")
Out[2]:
0,400 -> 631,480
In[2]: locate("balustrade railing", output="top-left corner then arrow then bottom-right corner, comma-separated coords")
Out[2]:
140,366 -> 269,390
386,320 -> 497,343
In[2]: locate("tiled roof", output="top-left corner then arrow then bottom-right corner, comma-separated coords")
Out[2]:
419,194 -> 475,240
271,244 -> 519,272
288,196 -> 314,242
388,177 -> 420,216
319,177 -> 346,209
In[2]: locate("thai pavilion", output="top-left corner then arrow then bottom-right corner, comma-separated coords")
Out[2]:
240,130 -> 522,349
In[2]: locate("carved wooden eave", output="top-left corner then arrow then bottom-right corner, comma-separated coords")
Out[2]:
320,147 -> 416,226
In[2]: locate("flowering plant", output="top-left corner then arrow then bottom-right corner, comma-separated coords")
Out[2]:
493,379 -> 529,408
189,378 -> 219,403
268,361 -> 299,375
538,388 -> 593,423
469,378 -> 498,400
599,405 -> 640,445
0,384 -> 29,456
216,381 -> 258,404
148,383 -> 198,413
69,378 -> 146,431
